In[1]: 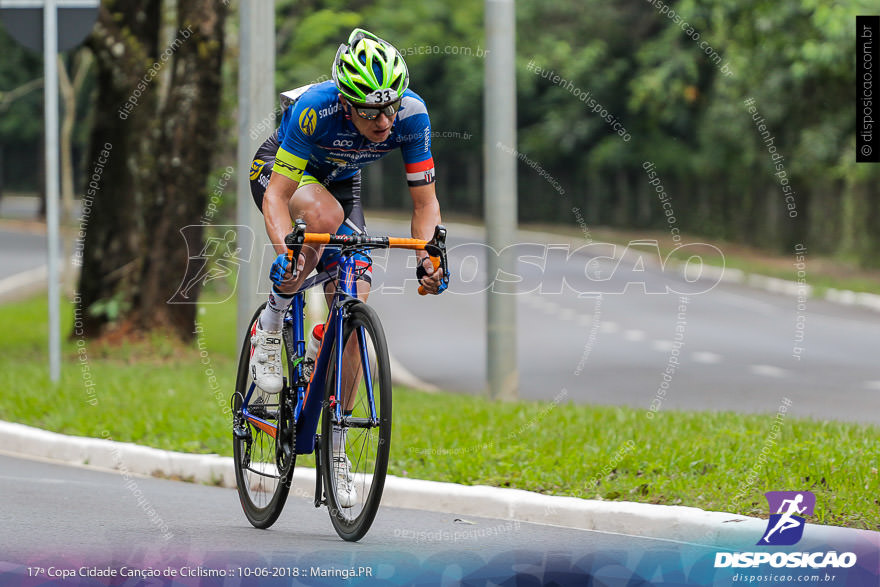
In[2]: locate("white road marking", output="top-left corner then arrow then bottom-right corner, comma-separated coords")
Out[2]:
712,291 -> 776,315
652,340 -> 674,352
692,352 -> 722,364
748,364 -> 789,378
623,329 -> 646,342
559,308 -> 576,321
531,296 -> 555,310
577,315 -> 593,327
599,321 -> 619,333
863,381 -> 880,391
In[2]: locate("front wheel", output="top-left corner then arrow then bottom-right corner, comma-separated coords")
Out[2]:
320,301 -> 392,542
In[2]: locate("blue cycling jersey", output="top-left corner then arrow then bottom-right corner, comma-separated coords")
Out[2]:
274,80 -> 435,187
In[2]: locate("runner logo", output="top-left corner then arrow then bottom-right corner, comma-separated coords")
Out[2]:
715,490 -> 857,570
759,491 -> 815,546
168,225 -> 254,304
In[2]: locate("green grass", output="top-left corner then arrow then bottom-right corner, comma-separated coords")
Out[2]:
392,394 -> 879,530
2,295 -> 878,530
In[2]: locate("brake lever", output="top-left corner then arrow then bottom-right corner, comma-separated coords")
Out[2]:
419,224 -> 448,296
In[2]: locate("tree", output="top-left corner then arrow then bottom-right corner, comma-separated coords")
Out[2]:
76,0 -> 227,340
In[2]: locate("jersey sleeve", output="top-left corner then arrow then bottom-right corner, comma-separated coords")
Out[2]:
275,94 -> 323,183
398,95 -> 436,187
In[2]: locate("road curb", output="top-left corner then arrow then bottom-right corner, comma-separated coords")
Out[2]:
0,266 -> 48,304
4,421 -> 874,547
389,353 -> 439,392
0,420 -> 770,545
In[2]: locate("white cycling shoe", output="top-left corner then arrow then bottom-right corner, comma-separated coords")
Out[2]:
332,424 -> 356,507
249,322 -> 283,394
333,453 -> 358,508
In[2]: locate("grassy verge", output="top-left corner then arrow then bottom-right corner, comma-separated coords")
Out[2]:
2,296 -> 877,530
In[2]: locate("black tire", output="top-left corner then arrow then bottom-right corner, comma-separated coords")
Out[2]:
232,303 -> 294,528
320,301 -> 392,541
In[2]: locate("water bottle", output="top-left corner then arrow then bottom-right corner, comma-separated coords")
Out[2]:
303,323 -> 325,380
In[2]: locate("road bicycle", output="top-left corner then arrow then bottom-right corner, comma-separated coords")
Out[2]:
231,219 -> 448,541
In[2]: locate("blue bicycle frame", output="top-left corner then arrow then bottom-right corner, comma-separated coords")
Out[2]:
239,248 -> 378,455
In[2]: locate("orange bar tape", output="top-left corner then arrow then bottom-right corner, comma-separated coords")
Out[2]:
387,237 -> 429,250
299,234 -> 429,250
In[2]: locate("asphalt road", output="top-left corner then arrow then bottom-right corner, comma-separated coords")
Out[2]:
366,219 -> 880,425
0,453 -> 721,582
0,225 -> 47,281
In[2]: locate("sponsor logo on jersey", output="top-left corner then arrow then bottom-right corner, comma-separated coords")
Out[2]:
319,103 -> 340,118
332,139 -> 354,147
249,159 -> 265,180
299,108 -> 317,135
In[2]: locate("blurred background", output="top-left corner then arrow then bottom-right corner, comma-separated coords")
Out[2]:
3,0 -> 877,262
2,0 -> 879,397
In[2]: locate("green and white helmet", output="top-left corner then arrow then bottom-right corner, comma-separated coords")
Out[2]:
332,28 -> 409,105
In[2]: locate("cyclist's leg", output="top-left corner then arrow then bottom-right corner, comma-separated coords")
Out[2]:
318,173 -> 372,303
249,138 -> 342,391
251,134 -> 344,292
252,147 -> 343,318
284,177 -> 345,292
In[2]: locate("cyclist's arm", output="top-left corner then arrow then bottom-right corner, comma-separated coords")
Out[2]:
396,92 -> 442,283
264,171 -> 300,256
409,183 -> 441,253
410,183 -> 444,294
268,90 -> 321,256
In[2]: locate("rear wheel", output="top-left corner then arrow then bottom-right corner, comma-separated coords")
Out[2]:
232,303 -> 294,528
320,302 -> 392,541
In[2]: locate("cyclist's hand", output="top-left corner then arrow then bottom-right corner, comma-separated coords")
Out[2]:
417,257 -> 447,295
270,252 -> 304,287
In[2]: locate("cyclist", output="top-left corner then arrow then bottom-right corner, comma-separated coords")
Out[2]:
248,28 -> 446,506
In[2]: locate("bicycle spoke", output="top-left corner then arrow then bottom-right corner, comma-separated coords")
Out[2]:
321,302 -> 391,541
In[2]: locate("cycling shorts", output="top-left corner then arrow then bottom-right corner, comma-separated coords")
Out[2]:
250,132 -> 372,284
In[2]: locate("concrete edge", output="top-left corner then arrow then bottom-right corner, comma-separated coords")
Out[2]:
0,419 -> 772,546
0,266 -> 48,304
370,217 -> 880,313
389,352 -> 438,393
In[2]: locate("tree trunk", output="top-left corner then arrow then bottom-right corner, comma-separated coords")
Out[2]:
58,50 -> 92,225
77,0 -> 227,340
58,55 -> 75,224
